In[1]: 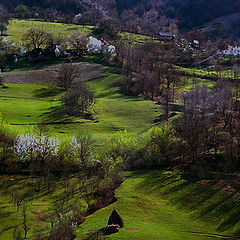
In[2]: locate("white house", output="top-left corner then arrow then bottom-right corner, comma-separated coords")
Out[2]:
222,45 -> 240,56
86,36 -> 116,54
193,40 -> 200,45
158,32 -> 174,40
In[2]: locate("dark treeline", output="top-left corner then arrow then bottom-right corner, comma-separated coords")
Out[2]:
1,0 -> 83,14
2,0 -> 240,37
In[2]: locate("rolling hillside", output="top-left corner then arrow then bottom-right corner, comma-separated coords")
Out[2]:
77,170 -> 240,239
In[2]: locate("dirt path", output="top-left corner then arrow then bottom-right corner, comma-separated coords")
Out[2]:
3,62 -> 102,85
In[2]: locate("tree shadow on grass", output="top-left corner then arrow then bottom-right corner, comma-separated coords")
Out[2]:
41,105 -> 94,124
177,230 -> 240,240
131,170 -> 240,235
41,105 -> 72,123
33,86 -> 64,99
0,225 -> 17,236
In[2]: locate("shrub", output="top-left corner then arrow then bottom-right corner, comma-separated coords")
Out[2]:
62,82 -> 94,116
69,134 -> 95,166
98,130 -> 135,163
56,63 -> 79,90
13,133 -> 60,163
135,123 -> 177,169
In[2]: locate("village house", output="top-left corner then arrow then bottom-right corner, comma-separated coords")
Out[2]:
222,45 -> 240,56
158,32 -> 174,40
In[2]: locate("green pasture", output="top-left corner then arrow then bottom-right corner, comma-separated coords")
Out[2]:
2,171 -> 240,239
0,66 -> 160,141
78,171 -> 240,240
1,170 -> 239,239
1,18 -> 240,240
119,32 -> 152,44
0,175 -> 89,239
179,66 -> 238,80
6,19 -> 94,43
6,19 -> 159,46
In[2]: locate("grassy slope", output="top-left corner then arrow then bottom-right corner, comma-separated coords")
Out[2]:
6,19 -> 94,43
0,64 -> 160,141
0,176 -> 88,239
6,19 -> 151,45
179,66 -> 237,80
78,171 -> 240,240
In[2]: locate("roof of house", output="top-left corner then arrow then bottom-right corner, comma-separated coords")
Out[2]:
159,32 -> 172,36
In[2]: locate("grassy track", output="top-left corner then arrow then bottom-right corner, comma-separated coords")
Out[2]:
77,171 -> 240,240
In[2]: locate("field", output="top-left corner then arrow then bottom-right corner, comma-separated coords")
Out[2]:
6,19 -> 94,43
0,58 -> 160,141
77,171 -> 240,240
0,175 -> 89,239
1,171 -> 240,239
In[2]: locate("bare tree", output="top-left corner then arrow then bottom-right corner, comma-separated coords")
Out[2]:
0,23 -> 7,36
0,7 -> 9,36
68,31 -> 88,55
23,28 -> 49,50
62,82 -> 94,116
21,205 -> 29,239
10,190 -> 24,211
45,33 -> 66,53
57,63 -> 79,90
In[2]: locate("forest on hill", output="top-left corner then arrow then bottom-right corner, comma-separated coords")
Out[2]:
2,0 -> 240,34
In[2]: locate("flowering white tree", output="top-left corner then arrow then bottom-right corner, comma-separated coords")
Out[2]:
55,45 -> 66,57
35,135 -> 60,160
69,135 -> 94,165
86,36 -> 116,54
86,36 -> 103,54
13,133 -> 60,163
0,38 -> 21,56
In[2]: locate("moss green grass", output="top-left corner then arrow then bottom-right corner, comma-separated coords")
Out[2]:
77,171 -> 240,240
6,19 -> 94,43
0,176 -> 88,239
0,65 -> 160,141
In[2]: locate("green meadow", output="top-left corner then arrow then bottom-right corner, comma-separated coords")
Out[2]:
77,171 -> 240,240
0,175 -> 89,239
6,19 -> 94,43
0,64 -> 160,141
1,171 -> 239,239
